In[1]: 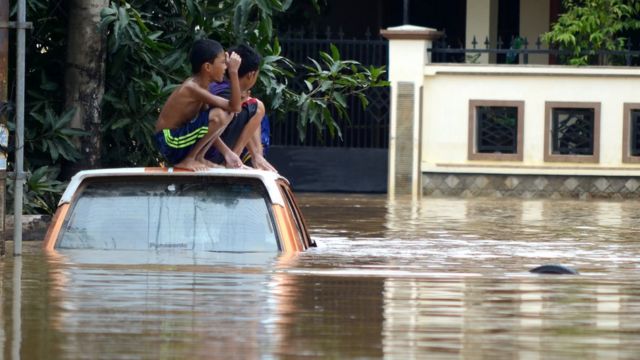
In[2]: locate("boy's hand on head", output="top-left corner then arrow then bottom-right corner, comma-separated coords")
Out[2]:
226,52 -> 242,74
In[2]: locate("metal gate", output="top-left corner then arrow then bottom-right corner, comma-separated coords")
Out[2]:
267,28 -> 390,192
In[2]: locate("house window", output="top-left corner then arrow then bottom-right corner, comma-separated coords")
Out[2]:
544,102 -> 600,163
468,100 -> 524,161
551,108 -> 594,154
631,111 -> 640,155
623,103 -> 640,163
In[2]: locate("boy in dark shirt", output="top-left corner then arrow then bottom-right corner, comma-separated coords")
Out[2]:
206,44 -> 276,172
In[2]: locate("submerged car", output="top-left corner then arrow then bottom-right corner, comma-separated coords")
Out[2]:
43,168 -> 315,252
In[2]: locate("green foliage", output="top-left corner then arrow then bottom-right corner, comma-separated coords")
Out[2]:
8,0 -> 77,168
23,106 -> 86,163
542,0 -> 640,65
7,0 -> 387,212
275,44 -> 388,140
5,0 -> 82,213
6,166 -> 66,215
99,0 -> 387,165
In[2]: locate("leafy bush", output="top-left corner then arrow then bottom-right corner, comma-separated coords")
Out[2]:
4,1 -> 82,214
98,0 -> 388,166
6,0 -> 388,213
543,0 -> 640,65
6,166 -> 66,215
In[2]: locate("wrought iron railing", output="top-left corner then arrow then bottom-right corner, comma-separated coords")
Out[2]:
271,28 -> 390,149
430,34 -> 640,66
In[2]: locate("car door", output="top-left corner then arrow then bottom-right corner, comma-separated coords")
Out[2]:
277,181 -> 315,250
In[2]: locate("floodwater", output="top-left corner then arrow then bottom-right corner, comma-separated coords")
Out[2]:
2,194 -> 640,359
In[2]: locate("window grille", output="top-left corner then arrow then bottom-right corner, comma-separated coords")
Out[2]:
476,106 -> 518,154
551,108 -> 595,155
468,100 -> 523,161
631,110 -> 640,157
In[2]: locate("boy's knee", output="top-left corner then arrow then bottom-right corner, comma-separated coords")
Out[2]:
209,108 -> 232,127
256,99 -> 265,114
248,99 -> 265,122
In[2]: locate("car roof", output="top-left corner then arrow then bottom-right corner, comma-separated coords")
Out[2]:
59,167 -> 289,207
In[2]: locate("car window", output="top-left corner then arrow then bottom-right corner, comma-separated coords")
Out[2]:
57,176 -> 278,252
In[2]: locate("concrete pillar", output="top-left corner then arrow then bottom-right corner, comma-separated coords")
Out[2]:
519,0 -> 550,65
465,0 -> 499,64
380,25 -> 442,198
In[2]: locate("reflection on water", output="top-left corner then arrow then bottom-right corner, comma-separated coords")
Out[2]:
2,195 -> 640,359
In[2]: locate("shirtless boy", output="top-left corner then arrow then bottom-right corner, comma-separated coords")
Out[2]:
155,39 -> 242,171
206,44 -> 277,172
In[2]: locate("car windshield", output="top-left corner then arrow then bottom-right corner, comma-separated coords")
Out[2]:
56,176 -> 279,252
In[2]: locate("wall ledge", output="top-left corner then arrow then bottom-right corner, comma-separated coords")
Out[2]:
4,214 -> 51,241
424,64 -> 640,78
381,25 -> 443,41
424,163 -> 640,177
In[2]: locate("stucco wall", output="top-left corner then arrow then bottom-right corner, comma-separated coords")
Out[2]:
421,64 -> 640,177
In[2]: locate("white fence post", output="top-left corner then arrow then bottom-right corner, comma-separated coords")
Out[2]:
381,25 -> 441,198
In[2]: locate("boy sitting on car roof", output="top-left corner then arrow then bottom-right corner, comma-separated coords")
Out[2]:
205,44 -> 277,172
154,39 -> 242,171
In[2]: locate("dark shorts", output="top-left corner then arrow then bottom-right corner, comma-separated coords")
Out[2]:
205,98 -> 259,164
155,110 -> 209,165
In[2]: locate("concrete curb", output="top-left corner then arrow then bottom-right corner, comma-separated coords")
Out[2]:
4,215 -> 51,241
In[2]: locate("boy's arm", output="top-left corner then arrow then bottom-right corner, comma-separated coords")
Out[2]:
246,130 -> 263,157
224,52 -> 242,113
212,138 -> 243,168
232,99 -> 264,154
186,86 -> 239,112
246,129 -> 277,172
185,52 -> 242,112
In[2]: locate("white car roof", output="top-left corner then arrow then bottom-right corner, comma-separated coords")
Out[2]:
59,168 -> 289,207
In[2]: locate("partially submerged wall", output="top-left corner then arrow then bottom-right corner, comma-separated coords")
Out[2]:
383,25 -> 640,198
420,65 -> 640,198
4,215 -> 51,241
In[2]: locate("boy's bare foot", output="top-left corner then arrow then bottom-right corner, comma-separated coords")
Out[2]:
225,162 -> 251,169
252,156 -> 278,172
198,158 -> 223,168
174,158 -> 208,172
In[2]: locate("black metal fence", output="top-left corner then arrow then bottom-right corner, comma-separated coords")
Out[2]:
430,34 -> 640,66
271,28 -> 390,149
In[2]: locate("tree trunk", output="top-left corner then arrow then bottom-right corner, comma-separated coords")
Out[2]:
64,0 -> 108,173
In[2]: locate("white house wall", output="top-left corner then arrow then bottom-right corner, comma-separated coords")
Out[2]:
421,64 -> 640,176
383,25 -> 640,198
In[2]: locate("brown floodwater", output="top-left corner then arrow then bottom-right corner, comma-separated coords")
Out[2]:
2,194 -> 640,359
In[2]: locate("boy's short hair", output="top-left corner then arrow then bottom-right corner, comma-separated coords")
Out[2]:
190,39 -> 224,74
228,44 -> 261,77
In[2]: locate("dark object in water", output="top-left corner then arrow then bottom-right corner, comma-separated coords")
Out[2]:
529,264 -> 579,275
